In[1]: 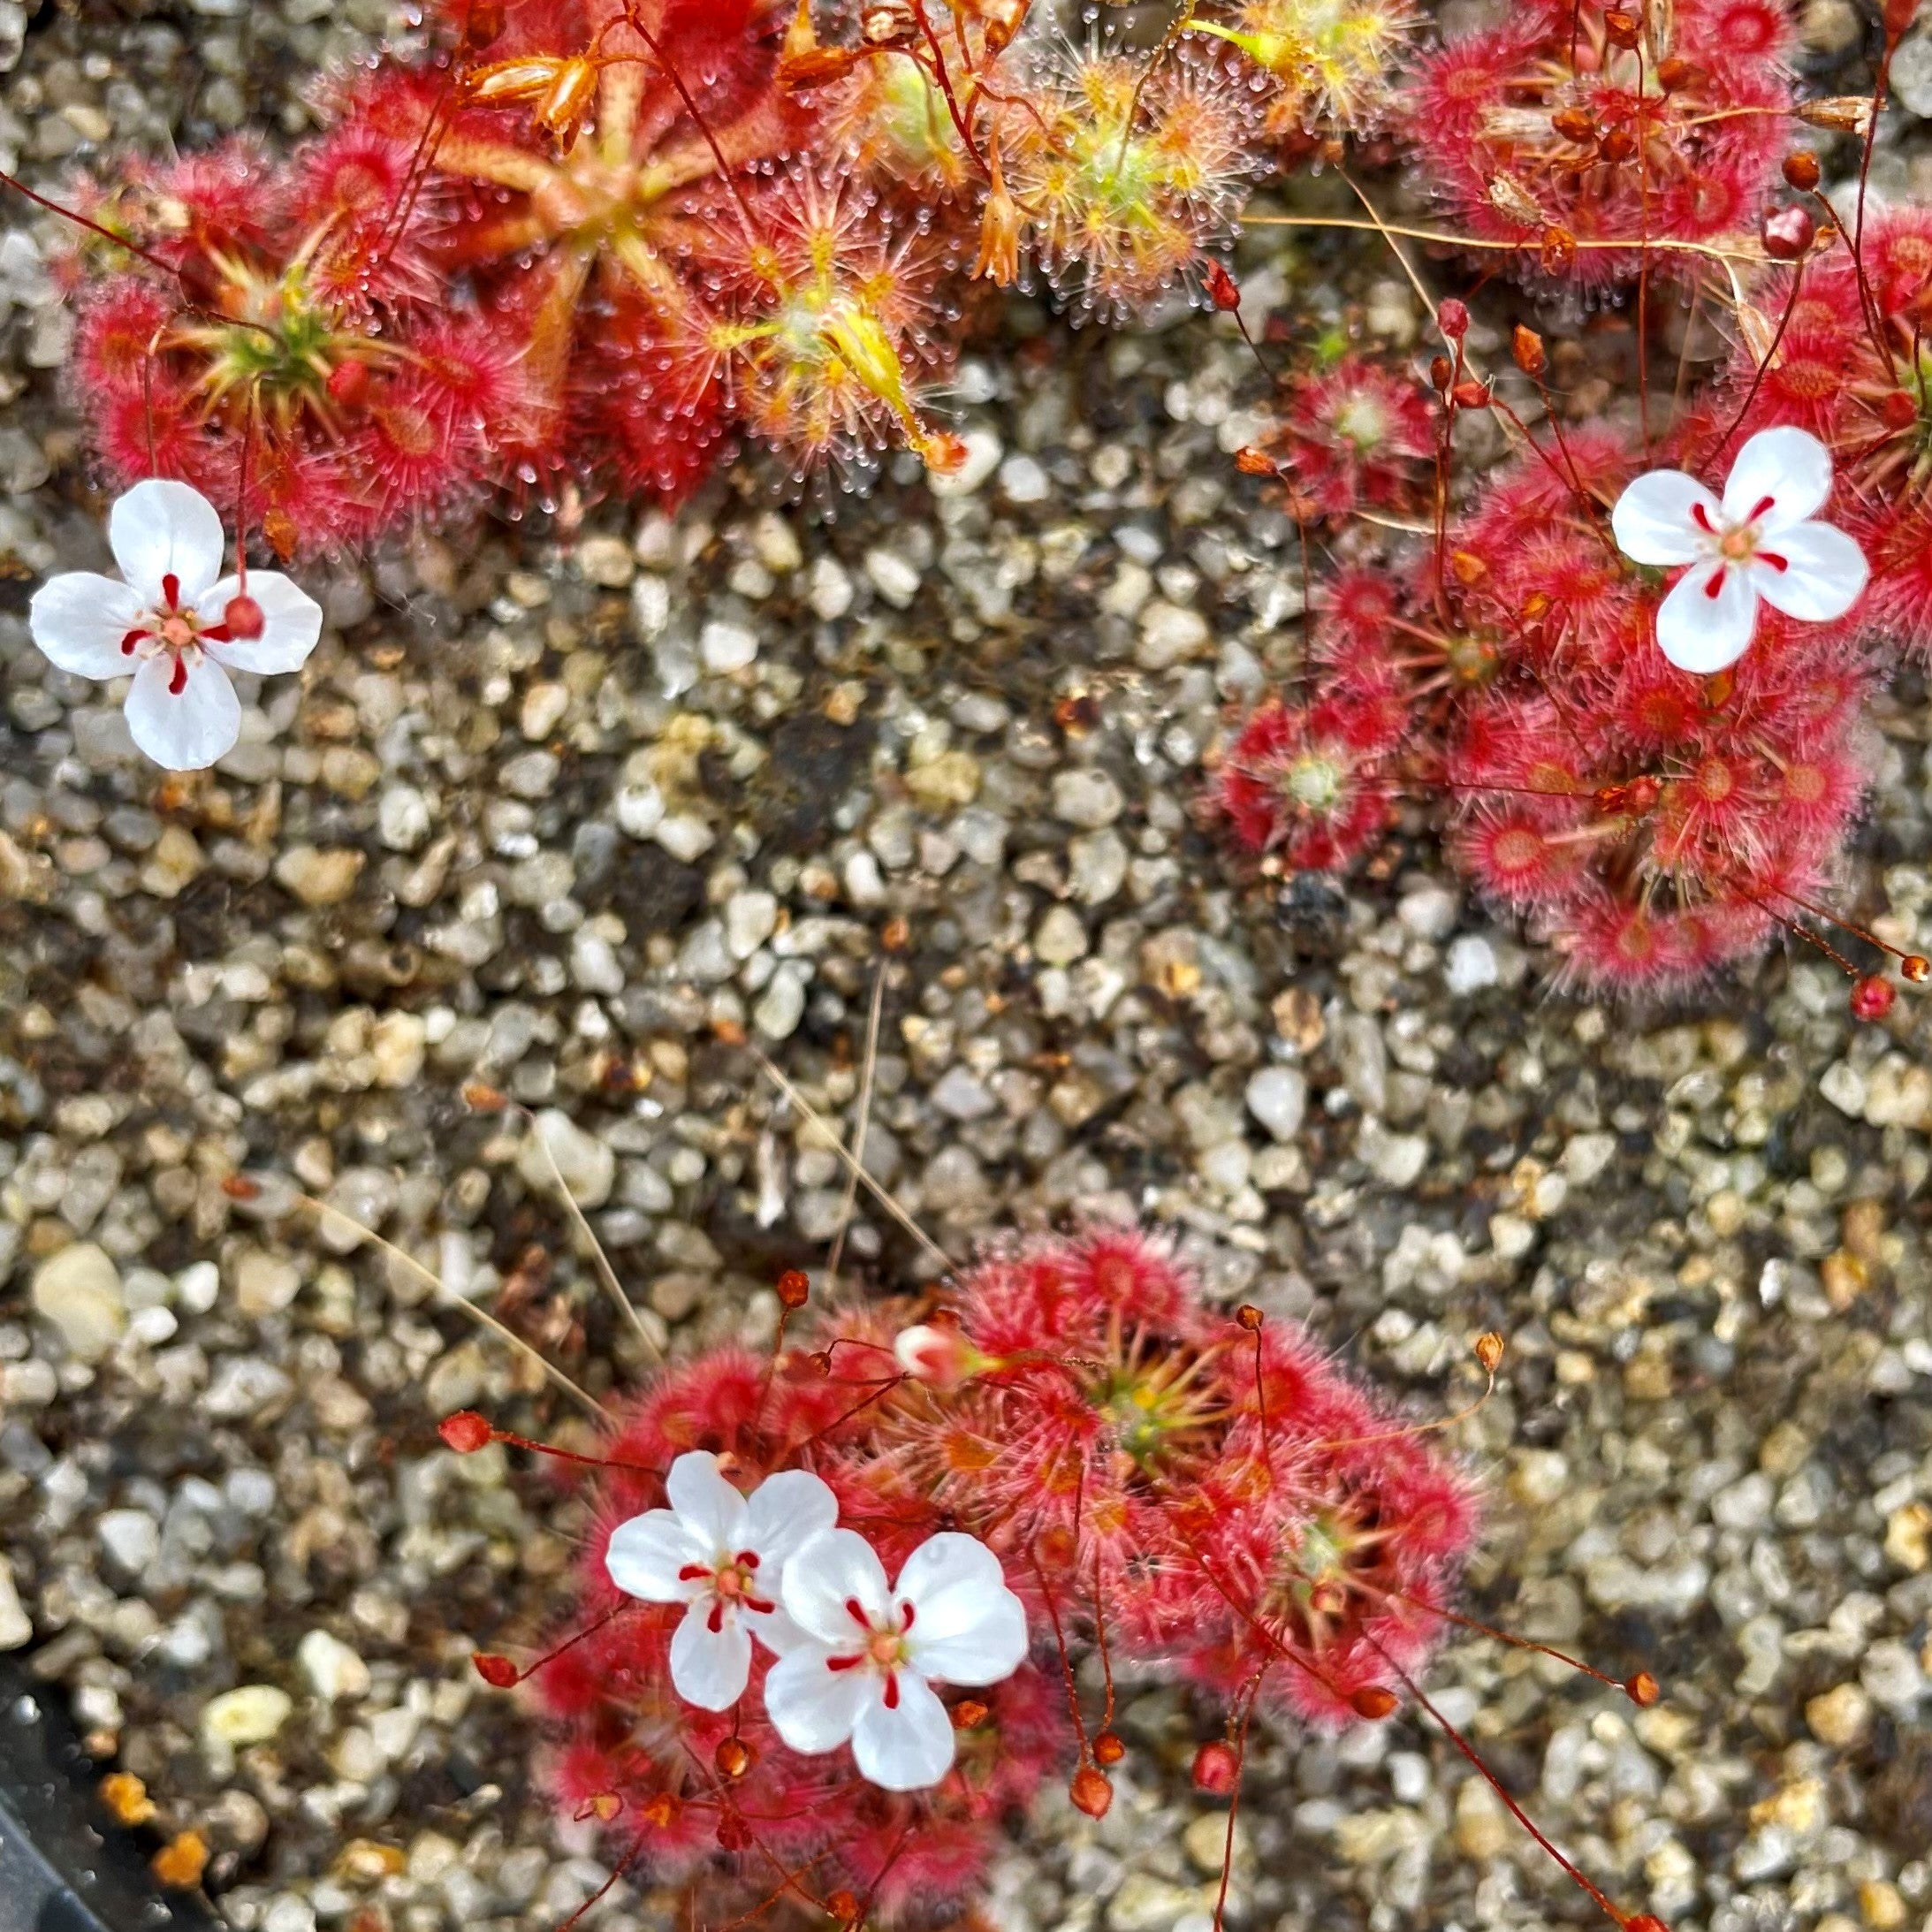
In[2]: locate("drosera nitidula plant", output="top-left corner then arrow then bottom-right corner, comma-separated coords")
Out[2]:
270,1049 -> 1686,1932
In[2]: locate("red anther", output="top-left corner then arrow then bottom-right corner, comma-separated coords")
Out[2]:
1191,1740 -> 1240,1796
1624,1670 -> 1661,1707
472,1653 -> 519,1689
438,1411 -> 495,1454
1851,975 -> 1896,1022
1205,260 -> 1242,312
714,1737 -> 754,1780
1436,298 -> 1470,341
1904,955 -> 1930,983
1783,151 -> 1822,193
1511,325 -> 1548,378
1451,379 -> 1492,410
1235,1303 -> 1264,1332
1351,1685 -> 1400,1720
775,1268 -> 810,1311
325,360 -> 371,410
951,1699 -> 990,1730
1092,1730 -> 1126,1767
223,594 -> 264,641
1762,206 -> 1816,262
1069,1766 -> 1114,1817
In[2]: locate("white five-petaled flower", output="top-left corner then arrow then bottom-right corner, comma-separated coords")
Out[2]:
1610,426 -> 1868,675
604,1451 -> 837,1712
764,1528 -> 1028,1792
27,479 -> 322,771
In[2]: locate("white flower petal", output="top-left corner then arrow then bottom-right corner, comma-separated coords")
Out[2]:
897,1535 -> 1028,1685
1748,520 -> 1869,621
668,1601 -> 752,1710
1610,470 -> 1718,566
665,1451 -> 748,1555
123,651 -> 240,771
605,1509 -> 707,1601
780,1528 -> 893,1647
197,572 -> 323,675
743,1603 -> 812,1655
1654,560 -> 1759,674
1722,425 -> 1832,531
109,480 -> 227,604
850,1672 -> 956,1791
28,574 -> 148,680
741,1469 -> 840,1569
764,1644 -> 878,1753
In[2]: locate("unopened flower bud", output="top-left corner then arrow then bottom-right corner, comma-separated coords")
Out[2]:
1783,150 -> 1822,193
1540,224 -> 1578,274
1436,297 -> 1470,341
1549,107 -> 1596,142
1069,1767 -> 1114,1817
462,0 -> 504,49
1762,205 -> 1815,261
1885,0 -> 1921,40
715,1737 -> 754,1779
439,1411 -> 494,1453
222,592 -> 265,640
1625,1670 -> 1661,1707
893,1322 -> 977,1390
1235,1303 -> 1264,1332
1092,1730 -> 1126,1766
1655,55 -> 1696,90
326,359 -> 371,410
1602,6 -> 1641,44
775,1268 -> 810,1310
1510,325 -> 1547,377
1234,446 -> 1280,477
951,1699 -> 990,1730
1852,974 -> 1897,1021
1474,1330 -> 1506,1373
1451,378 -> 1491,410
472,1653 -> 519,1688
1204,259 -> 1241,312
1429,354 -> 1454,392
1904,954 -> 1930,982
1351,1685 -> 1399,1720
1192,1740 -> 1240,1794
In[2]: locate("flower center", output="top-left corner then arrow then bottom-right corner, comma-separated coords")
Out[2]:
677,1549 -> 772,1627
118,573 -> 233,695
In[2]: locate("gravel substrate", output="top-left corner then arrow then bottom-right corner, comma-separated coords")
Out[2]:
4,4 -> 1932,1931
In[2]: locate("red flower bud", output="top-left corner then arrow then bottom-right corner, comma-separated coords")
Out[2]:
1192,1740 -> 1240,1795
472,1653 -> 519,1688
1205,260 -> 1242,312
1069,1767 -> 1114,1817
1851,975 -> 1896,1022
1436,298 -> 1470,341
1762,205 -> 1815,261
222,593 -> 264,641
1782,151 -> 1822,193
438,1411 -> 494,1453
326,359 -> 371,410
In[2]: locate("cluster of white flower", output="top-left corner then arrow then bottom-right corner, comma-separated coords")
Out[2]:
605,1451 -> 1029,1792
